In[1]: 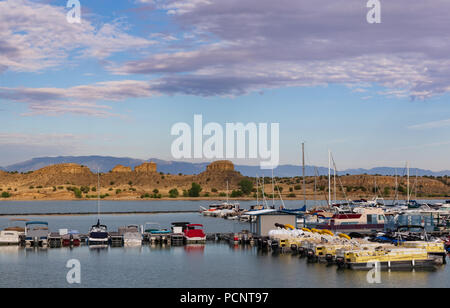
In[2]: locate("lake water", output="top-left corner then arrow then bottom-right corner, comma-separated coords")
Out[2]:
0,201 -> 449,288
0,199 -> 445,215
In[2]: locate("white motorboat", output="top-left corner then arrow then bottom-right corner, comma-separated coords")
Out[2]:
121,225 -> 142,246
0,230 -> 21,245
88,220 -> 109,246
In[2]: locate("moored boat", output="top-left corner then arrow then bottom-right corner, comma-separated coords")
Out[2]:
121,225 -> 142,246
336,248 -> 441,270
144,222 -> 170,243
184,224 -> 206,243
88,219 -> 109,246
305,207 -> 386,234
62,231 -> 81,247
0,230 -> 22,245
25,221 -> 49,247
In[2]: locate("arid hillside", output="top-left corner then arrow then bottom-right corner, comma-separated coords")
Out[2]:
0,161 -> 449,201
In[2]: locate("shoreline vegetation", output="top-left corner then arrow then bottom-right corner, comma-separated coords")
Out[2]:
0,160 -> 449,202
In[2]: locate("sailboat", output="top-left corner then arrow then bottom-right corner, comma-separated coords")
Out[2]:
88,170 -> 109,246
201,180 -> 240,218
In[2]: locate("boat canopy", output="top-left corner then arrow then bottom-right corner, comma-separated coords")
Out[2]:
26,221 -> 48,226
282,206 -> 307,213
172,222 -> 190,226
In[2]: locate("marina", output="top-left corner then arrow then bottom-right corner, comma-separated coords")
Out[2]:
1,199 -> 450,288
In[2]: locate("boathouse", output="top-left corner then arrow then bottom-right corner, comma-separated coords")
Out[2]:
247,210 -> 302,236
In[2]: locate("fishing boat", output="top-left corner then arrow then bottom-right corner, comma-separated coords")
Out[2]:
184,224 -> 206,243
336,248 -> 441,270
25,221 -> 49,246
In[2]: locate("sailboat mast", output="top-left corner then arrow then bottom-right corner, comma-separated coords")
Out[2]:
256,175 -> 259,206
271,169 -> 275,207
407,161 -> 410,204
226,180 -> 229,204
328,150 -> 331,208
314,167 -> 317,207
97,168 -> 100,219
394,168 -> 398,205
330,154 -> 336,204
332,152 -> 336,205
415,170 -> 418,199
302,142 -> 306,207
262,177 -> 266,208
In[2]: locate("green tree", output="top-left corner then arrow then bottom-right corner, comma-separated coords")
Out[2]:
73,188 -> 82,199
169,189 -> 179,198
238,179 -> 254,195
188,183 -> 202,197
231,190 -> 243,197
1,192 -> 11,198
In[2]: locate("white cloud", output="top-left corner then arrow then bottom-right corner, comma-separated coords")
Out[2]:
0,80 -> 158,116
408,119 -> 450,130
112,0 -> 450,99
0,0 -> 154,73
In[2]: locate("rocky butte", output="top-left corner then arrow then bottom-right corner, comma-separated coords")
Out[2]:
134,162 -> 157,173
111,165 -> 132,173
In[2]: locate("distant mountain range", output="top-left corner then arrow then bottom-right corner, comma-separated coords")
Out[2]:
1,156 -> 450,177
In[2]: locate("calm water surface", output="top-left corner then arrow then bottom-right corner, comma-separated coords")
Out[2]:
0,199 -> 444,215
0,201 -> 448,288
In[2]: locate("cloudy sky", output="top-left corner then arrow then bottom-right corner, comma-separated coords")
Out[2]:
1,0 -> 450,170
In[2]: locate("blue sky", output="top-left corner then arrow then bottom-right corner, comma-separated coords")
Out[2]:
1,0 -> 450,170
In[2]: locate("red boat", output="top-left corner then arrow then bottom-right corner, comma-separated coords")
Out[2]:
184,224 -> 206,243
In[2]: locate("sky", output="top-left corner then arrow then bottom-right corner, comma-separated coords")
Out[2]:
1,0 -> 450,170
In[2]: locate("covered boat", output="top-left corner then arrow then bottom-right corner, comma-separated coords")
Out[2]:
25,221 -> 49,246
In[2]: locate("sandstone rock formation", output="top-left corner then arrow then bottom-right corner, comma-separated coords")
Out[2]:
135,162 -> 157,173
206,160 -> 235,172
35,163 -> 92,175
111,165 -> 132,173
